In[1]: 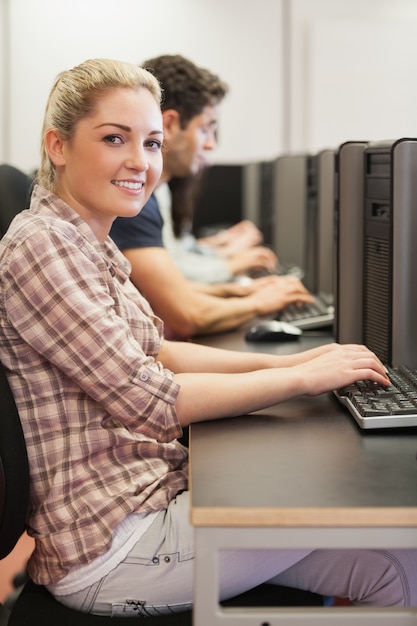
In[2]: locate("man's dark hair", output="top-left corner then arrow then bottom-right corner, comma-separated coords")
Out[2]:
142,54 -> 228,128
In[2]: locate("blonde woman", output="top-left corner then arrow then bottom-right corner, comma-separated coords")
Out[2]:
0,59 -> 415,617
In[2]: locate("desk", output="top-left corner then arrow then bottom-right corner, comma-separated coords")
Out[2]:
190,328 -> 417,625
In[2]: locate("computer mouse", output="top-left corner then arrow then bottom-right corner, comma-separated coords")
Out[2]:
245,320 -> 302,342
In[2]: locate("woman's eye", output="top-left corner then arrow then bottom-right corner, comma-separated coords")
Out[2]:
104,135 -> 123,145
146,139 -> 162,150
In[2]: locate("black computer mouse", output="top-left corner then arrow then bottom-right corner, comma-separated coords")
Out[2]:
245,320 -> 302,342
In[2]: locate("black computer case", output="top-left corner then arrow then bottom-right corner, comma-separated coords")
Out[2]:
334,141 -> 368,345
316,149 -> 336,297
363,138 -> 417,368
272,154 -> 309,284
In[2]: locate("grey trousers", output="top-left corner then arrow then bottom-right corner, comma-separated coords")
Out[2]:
55,491 -> 417,617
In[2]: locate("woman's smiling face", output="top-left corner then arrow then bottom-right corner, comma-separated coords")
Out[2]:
47,86 -> 163,242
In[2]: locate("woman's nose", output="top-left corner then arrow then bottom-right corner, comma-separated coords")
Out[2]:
127,146 -> 149,171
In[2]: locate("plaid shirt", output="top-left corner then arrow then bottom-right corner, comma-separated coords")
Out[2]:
0,186 -> 188,585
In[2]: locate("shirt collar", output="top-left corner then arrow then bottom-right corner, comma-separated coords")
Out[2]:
32,185 -> 132,282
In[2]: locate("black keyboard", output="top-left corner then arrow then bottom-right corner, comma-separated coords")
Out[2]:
276,293 -> 334,330
335,365 -> 417,429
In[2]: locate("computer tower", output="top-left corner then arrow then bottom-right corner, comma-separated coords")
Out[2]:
363,138 -> 417,368
241,161 -> 263,227
256,160 -> 275,247
334,141 -> 368,344
272,154 -> 310,284
316,149 -> 336,296
304,155 -> 319,292
273,151 -> 335,294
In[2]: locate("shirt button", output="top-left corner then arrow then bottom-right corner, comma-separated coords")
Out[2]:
152,557 -> 159,564
139,372 -> 149,382
164,556 -> 171,563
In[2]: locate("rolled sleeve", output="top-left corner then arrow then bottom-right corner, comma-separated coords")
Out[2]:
3,223 -> 182,442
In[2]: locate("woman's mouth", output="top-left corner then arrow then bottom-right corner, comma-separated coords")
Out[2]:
111,180 -> 143,190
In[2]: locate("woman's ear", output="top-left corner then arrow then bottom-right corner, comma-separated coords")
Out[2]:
44,129 -> 66,167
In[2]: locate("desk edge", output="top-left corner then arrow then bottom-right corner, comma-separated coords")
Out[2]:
191,506 -> 417,527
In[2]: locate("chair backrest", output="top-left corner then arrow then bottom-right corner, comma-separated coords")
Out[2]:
0,361 -> 30,559
0,164 -> 34,237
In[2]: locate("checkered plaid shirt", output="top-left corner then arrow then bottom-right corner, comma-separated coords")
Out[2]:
0,186 -> 188,585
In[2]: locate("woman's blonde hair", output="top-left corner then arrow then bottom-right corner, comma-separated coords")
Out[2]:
38,58 -> 162,191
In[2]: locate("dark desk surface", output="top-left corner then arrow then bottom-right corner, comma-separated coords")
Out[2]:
193,324 -> 334,355
191,327 -> 417,528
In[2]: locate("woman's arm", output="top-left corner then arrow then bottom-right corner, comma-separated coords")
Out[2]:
157,340 -> 390,426
157,338 -> 292,373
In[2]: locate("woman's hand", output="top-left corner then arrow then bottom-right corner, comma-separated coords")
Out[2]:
295,344 -> 389,396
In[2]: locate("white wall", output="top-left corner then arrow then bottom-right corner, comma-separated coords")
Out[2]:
3,0 -> 283,173
3,0 -> 417,173
289,0 -> 417,153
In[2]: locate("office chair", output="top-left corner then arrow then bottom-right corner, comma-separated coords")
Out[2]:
0,164 -> 34,237
0,361 -> 322,625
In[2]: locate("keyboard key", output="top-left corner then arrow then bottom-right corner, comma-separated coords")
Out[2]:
335,365 -> 417,429
276,294 -> 334,330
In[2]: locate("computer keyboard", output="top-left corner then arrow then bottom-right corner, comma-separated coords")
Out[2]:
276,293 -> 334,330
335,365 -> 417,429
